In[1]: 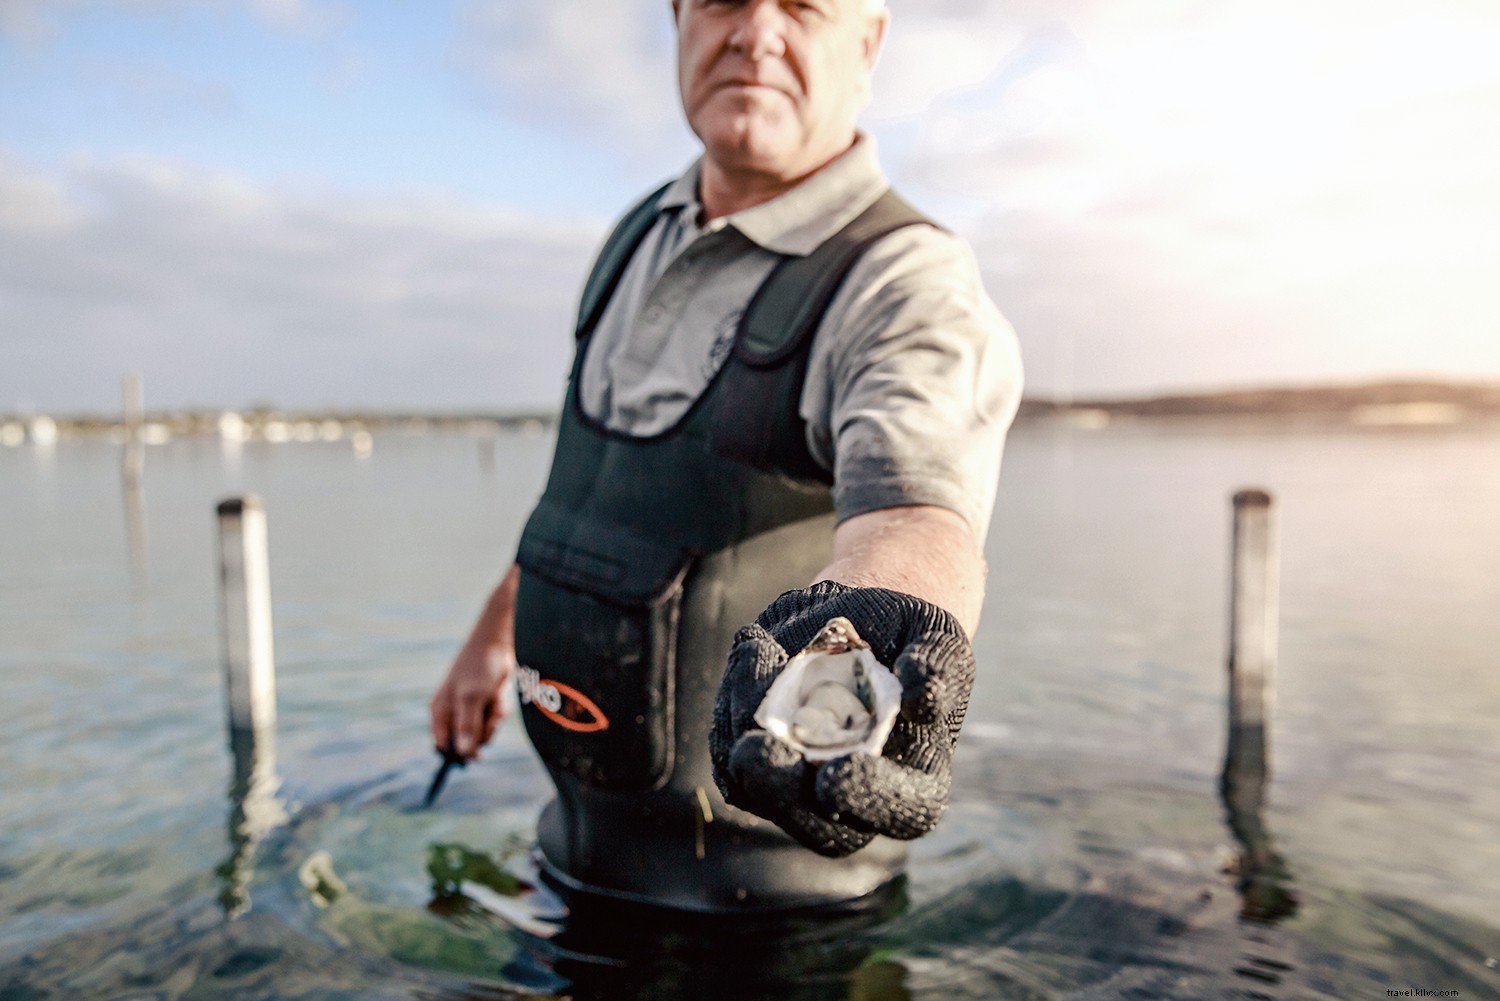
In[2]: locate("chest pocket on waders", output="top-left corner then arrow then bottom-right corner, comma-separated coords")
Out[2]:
512,500 -> 688,791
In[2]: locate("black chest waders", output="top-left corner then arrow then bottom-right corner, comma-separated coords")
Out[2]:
512,186 -> 931,913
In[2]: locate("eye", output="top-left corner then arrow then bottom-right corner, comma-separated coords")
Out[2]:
786,0 -> 829,21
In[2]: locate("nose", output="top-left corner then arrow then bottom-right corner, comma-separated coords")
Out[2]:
727,0 -> 787,61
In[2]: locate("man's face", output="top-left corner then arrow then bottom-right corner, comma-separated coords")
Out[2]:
673,0 -> 888,183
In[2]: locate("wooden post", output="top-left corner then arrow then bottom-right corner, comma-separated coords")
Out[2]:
1228,488 -> 1278,731
1221,488 -> 1296,922
122,373 -> 144,487
214,495 -> 283,917
217,496 -> 276,733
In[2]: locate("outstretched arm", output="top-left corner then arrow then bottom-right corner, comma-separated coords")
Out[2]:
815,504 -> 985,635
711,504 -> 986,857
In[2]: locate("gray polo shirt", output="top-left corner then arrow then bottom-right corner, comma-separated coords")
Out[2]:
578,136 -> 1022,540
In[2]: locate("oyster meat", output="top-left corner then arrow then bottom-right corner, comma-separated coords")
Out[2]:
753,616 -> 902,762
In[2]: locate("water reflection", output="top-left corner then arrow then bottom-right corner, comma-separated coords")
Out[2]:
122,476 -> 148,590
1220,722 -> 1298,924
221,432 -> 244,473
1217,718 -> 1304,996
536,888 -> 907,1001
217,724 -> 287,918
478,422 -> 498,475
427,856 -> 907,1001
122,438 -> 144,491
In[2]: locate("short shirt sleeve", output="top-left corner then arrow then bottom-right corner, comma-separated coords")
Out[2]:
800,225 -> 1023,542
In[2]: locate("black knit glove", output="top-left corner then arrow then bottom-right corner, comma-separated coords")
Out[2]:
710,581 -> 975,858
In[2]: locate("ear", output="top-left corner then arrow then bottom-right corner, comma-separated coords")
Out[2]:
861,8 -> 890,72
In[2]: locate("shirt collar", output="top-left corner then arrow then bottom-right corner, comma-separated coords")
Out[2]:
658,134 -> 889,257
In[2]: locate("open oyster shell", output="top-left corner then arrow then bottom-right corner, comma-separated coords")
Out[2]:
753,616 -> 903,763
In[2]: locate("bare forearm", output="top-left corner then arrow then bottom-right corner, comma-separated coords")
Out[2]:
815,505 -> 986,635
466,563 -> 520,652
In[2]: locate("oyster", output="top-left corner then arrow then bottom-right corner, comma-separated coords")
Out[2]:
753,617 -> 902,762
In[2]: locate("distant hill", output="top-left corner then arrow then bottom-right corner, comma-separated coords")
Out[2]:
1017,380 -> 1500,425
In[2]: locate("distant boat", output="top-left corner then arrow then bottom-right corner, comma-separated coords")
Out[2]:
219,412 -> 248,442
29,416 -> 58,445
350,429 -> 373,457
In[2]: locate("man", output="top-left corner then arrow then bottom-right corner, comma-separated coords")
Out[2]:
431,0 -> 1021,914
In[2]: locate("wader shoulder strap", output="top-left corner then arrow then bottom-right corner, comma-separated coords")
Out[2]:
735,189 -> 933,366
574,181 -> 672,340
711,189 -> 935,482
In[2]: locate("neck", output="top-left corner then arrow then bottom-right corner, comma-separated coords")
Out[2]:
697,137 -> 857,222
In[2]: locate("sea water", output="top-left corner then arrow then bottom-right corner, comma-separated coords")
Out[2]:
1,419 -> 1497,999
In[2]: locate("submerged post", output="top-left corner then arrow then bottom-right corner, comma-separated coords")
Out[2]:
217,496 -> 277,733
1228,488 -> 1278,731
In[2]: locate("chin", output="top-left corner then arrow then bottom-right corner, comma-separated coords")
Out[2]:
705,126 -> 801,177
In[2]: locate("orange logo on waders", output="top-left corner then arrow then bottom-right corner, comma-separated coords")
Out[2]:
517,666 -> 610,733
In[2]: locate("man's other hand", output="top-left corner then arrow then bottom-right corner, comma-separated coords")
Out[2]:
430,564 -> 519,760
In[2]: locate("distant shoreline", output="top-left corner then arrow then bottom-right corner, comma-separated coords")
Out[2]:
1015,378 -> 1500,430
5,379 -> 1500,442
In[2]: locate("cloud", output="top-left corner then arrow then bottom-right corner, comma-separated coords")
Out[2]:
246,0 -> 346,36
0,160 -> 86,235
77,58 -> 240,126
871,3 -> 1101,123
6,0 -> 1500,411
875,2 -> 1500,395
0,0 -> 347,43
448,0 -> 692,163
0,153 -> 603,412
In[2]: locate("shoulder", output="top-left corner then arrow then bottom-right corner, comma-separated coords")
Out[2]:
847,220 -> 989,302
815,219 -> 1018,376
799,213 -> 1023,538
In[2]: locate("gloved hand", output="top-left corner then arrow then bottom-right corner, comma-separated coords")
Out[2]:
710,581 -> 975,858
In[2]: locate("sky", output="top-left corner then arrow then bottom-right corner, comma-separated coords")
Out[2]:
3,0 -> 1499,414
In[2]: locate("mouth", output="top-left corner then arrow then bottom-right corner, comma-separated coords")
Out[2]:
712,79 -> 793,102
